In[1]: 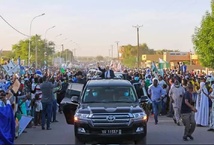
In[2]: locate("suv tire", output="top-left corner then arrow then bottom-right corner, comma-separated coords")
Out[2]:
75,137 -> 85,145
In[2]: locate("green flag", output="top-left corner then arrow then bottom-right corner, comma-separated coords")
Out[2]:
60,68 -> 65,74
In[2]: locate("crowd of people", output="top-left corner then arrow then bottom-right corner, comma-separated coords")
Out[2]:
140,69 -> 213,141
1,60 -> 214,144
0,67 -> 88,145
97,62 -> 214,141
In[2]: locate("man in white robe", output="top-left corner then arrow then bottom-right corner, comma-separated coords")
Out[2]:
169,80 -> 185,125
195,77 -> 209,126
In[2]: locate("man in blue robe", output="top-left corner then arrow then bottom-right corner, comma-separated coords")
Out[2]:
0,104 -> 15,145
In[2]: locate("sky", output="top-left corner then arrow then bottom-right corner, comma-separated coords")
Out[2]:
0,0 -> 212,57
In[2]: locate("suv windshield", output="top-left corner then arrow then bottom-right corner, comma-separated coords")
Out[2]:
82,86 -> 137,103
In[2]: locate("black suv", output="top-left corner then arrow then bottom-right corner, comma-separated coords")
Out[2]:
63,79 -> 147,144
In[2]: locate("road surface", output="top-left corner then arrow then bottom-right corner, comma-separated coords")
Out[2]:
15,112 -> 214,144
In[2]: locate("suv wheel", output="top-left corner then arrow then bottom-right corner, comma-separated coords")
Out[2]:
135,137 -> 147,145
75,137 -> 85,145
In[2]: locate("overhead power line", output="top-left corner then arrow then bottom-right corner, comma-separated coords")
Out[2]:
0,14 -> 29,37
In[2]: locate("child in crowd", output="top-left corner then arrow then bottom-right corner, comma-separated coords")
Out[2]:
34,93 -> 42,126
25,95 -> 31,116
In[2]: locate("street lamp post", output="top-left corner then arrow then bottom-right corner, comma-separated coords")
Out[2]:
35,34 -> 38,68
115,41 -> 119,60
54,34 -> 62,56
28,13 -> 45,67
133,25 -> 143,69
111,45 -> 114,58
61,38 -> 67,63
66,40 -> 72,64
44,25 -> 55,66
109,49 -> 111,58
45,26 -> 55,51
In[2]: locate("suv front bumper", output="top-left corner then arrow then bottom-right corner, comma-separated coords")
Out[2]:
74,120 -> 147,144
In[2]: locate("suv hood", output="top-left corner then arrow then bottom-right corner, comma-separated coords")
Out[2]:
78,103 -> 143,114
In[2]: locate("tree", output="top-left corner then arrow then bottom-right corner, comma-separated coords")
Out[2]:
192,0 -> 214,68
12,35 -> 55,66
120,43 -> 154,67
96,55 -> 104,61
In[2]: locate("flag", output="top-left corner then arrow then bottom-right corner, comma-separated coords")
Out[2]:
158,58 -> 164,76
158,58 -> 164,69
19,66 -> 25,75
151,62 -> 158,72
158,58 -> 170,69
35,70 -> 43,77
60,68 -> 66,74
151,62 -> 159,79
2,61 -> 20,76
0,82 -> 10,92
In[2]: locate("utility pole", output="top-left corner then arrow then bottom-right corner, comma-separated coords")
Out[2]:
72,48 -> 76,58
115,41 -> 119,60
35,34 -> 38,68
111,45 -> 114,58
61,44 -> 64,63
66,49 -> 67,64
108,49 -> 111,58
133,25 -> 143,69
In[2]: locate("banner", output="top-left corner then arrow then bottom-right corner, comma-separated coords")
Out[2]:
12,79 -> 20,94
18,115 -> 33,136
2,61 -> 20,76
0,81 -> 11,92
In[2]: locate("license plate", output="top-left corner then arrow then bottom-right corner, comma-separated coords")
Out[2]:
102,129 -> 122,134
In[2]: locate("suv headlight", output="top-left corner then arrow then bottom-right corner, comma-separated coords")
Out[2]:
74,113 -> 92,122
133,112 -> 147,121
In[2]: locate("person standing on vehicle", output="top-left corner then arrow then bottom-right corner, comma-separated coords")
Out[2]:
148,78 -> 163,125
180,83 -> 197,141
97,63 -> 115,79
40,76 -> 56,130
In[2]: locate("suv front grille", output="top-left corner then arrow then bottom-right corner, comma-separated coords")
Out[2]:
91,113 -> 131,127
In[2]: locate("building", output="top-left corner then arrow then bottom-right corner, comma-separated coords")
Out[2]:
141,52 -> 201,70
142,54 -> 163,67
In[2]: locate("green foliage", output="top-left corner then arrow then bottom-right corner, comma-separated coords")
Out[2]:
1,51 -> 14,61
121,43 -> 154,67
12,35 -> 55,66
55,49 -> 74,63
192,1 -> 214,68
96,55 -> 104,61
122,56 -> 137,68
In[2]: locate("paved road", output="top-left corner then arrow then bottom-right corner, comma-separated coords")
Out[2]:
15,112 -> 214,145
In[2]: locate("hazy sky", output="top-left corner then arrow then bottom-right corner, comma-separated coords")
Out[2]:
0,0 -> 211,57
